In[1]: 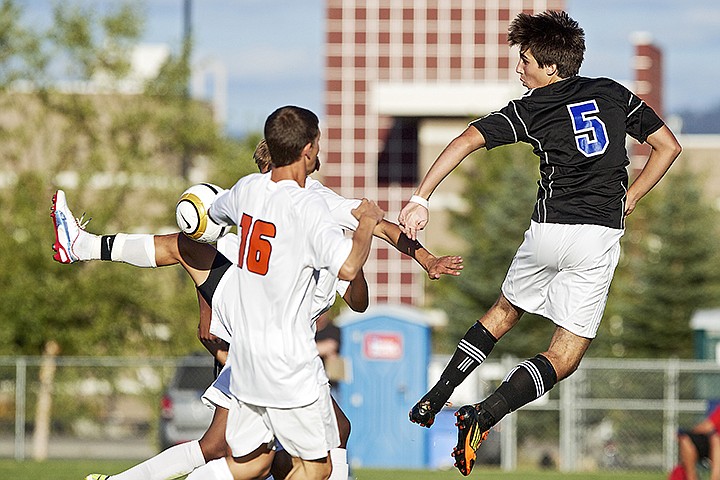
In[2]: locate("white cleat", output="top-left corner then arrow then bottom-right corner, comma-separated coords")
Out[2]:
50,189 -> 85,264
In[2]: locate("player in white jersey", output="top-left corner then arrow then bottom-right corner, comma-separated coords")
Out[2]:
191,105 -> 383,480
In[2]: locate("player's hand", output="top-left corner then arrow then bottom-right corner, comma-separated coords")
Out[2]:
352,198 -> 385,225
197,326 -> 221,344
426,255 -> 463,280
624,196 -> 639,217
398,202 -> 428,241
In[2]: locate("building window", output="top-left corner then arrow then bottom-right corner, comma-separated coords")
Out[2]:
378,117 -> 418,186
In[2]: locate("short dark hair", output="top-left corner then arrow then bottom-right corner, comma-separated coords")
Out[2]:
508,10 -> 585,78
263,106 -> 319,168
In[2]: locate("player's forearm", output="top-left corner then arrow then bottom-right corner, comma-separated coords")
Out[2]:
414,127 -> 484,199
627,126 -> 682,207
338,217 -> 376,281
373,220 -> 433,271
344,269 -> 369,312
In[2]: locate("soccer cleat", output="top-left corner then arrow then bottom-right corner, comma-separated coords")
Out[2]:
85,475 -> 110,480
409,400 -> 437,427
452,404 -> 491,476
51,189 -> 88,264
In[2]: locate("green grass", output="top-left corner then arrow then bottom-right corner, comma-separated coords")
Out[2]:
0,460 -> 669,480
352,469 -> 667,480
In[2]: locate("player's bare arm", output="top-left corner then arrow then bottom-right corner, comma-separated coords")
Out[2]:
624,125 -> 682,216
343,268 -> 369,312
339,199 -> 384,281
196,291 -> 229,365
398,126 -> 486,240
372,219 -> 463,279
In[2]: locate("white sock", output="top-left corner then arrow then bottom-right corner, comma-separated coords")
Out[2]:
110,440 -> 205,480
186,458 -> 233,480
329,448 -> 348,480
74,229 -> 101,261
110,233 -> 157,267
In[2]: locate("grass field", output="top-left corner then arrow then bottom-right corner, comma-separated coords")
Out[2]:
0,460 -> 670,480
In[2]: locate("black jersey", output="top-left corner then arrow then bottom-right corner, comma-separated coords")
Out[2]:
471,76 -> 664,229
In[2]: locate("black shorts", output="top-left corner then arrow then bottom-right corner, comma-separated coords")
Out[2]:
680,431 -> 711,460
197,251 -> 232,306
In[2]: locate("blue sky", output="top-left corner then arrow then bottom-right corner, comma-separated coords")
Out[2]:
23,0 -> 720,136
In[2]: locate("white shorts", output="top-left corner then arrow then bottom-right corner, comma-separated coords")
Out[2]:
225,383 -> 339,460
202,363 -> 234,411
501,221 -> 623,339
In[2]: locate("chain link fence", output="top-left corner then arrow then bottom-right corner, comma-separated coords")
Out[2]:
438,356 -> 720,473
0,354 -> 717,474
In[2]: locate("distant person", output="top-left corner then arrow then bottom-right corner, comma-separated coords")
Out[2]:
670,405 -> 720,480
398,10 -> 681,476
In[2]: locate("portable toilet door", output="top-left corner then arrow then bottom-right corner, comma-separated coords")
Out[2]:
335,304 -> 432,469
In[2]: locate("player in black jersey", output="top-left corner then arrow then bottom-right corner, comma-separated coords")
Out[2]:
398,10 -> 682,476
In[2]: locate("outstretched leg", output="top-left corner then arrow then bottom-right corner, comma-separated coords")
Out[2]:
51,189 -> 218,286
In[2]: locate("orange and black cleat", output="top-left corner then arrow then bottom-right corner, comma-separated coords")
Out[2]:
452,404 -> 490,476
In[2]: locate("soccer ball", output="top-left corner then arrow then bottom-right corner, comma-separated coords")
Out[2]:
175,183 -> 231,243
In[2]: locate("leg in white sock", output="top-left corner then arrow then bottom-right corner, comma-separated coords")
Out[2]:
186,457 -> 234,480
110,233 -> 157,267
110,440 -> 205,480
328,448 -> 348,480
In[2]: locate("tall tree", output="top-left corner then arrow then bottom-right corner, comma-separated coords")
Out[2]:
596,168 -> 720,358
0,1 -> 258,357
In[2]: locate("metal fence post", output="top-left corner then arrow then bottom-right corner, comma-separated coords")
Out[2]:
500,408 -> 517,471
15,356 -> 26,461
499,355 -> 517,471
664,358 -> 679,472
559,369 -> 578,472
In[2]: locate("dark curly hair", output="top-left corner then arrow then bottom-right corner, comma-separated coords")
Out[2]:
508,10 -> 585,78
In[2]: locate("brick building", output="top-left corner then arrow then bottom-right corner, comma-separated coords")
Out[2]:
321,0 -> 564,307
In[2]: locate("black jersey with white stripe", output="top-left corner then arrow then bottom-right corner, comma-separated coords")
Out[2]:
471,76 -> 664,229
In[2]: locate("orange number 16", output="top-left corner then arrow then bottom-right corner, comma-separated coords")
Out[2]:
238,213 -> 276,275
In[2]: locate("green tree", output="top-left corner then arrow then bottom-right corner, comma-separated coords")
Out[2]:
430,144 -> 555,357
0,1 -> 258,357
596,167 -> 720,358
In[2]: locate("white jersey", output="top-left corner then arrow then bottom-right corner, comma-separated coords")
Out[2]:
210,173 -> 352,408
208,212 -> 352,344
306,177 -> 360,231
206,234 -> 241,344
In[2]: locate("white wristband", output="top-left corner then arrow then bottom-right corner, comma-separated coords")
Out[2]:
409,195 -> 429,209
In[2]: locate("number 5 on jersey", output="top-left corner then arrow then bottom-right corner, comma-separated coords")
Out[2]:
567,100 -> 609,157
238,213 -> 276,275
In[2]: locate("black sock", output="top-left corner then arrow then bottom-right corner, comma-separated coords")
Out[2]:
100,235 -> 116,261
421,323 -> 497,411
480,354 -> 557,428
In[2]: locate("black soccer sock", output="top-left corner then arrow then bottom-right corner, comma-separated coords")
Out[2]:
420,322 -> 497,411
100,235 -> 116,260
479,354 -> 557,428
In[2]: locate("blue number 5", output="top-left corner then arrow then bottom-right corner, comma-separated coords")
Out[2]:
567,100 -> 608,157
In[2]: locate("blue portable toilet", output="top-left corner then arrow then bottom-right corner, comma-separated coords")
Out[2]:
335,304 -> 433,469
